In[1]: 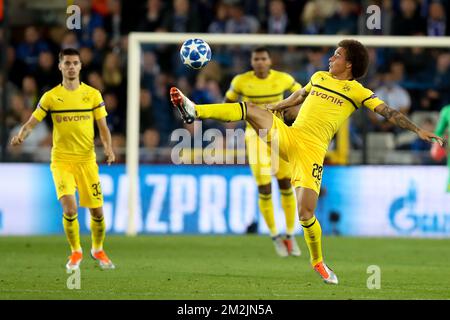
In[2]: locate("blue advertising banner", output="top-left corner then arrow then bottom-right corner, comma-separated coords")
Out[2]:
0,164 -> 449,237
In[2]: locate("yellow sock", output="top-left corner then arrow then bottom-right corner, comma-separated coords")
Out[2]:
280,188 -> 296,235
91,216 -> 106,251
258,193 -> 277,237
300,216 -> 323,266
63,213 -> 81,252
195,102 -> 246,121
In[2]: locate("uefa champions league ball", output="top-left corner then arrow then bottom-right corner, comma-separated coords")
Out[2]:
179,38 -> 212,69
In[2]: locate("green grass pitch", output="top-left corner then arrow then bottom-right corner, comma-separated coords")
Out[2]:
1,235 -> 449,300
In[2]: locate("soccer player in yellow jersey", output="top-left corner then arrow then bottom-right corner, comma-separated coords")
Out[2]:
10,48 -> 116,271
170,39 -> 445,284
225,47 -> 302,257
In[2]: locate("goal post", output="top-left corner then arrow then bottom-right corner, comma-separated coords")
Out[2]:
126,32 -> 450,236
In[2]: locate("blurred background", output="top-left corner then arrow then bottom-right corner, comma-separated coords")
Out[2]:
0,0 -> 449,237
1,0 -> 450,164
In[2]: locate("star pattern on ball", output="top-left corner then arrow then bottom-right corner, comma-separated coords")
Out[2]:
180,38 -> 212,69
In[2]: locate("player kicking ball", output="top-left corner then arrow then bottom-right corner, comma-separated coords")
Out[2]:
11,48 -> 115,271
224,47 -> 302,258
170,39 -> 445,284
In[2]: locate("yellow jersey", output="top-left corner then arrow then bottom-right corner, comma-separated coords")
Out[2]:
32,82 -> 108,162
225,69 -> 302,128
293,71 -> 384,150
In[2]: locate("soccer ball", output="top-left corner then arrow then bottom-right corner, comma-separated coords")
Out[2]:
179,38 -> 212,69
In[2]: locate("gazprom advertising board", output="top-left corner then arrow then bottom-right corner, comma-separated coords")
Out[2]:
0,164 -> 449,237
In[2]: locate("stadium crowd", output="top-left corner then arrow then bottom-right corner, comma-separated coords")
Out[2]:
1,0 -> 450,164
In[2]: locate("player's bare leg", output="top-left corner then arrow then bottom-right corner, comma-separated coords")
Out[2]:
296,187 -> 338,284
89,207 -> 115,269
278,178 -> 301,256
61,195 -> 82,271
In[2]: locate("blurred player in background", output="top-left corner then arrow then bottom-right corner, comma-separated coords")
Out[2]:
225,47 -> 302,257
10,48 -> 115,271
170,39 -> 444,284
432,104 -> 450,191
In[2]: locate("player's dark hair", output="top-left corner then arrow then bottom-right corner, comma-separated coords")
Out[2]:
58,48 -> 80,62
338,39 -> 369,79
252,46 -> 271,57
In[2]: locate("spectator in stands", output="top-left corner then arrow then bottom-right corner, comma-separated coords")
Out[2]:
389,60 -> 407,83
138,0 -> 167,32
61,31 -> 80,50
5,94 -> 27,131
102,51 -> 123,90
369,70 -> 411,132
301,0 -> 337,34
402,47 -> 433,83
76,0 -> 104,47
207,3 -> 233,67
302,48 -> 327,82
0,74 -> 19,112
142,128 -> 161,150
301,0 -> 323,34
33,51 -> 60,94
104,0 -> 122,48
140,88 -> 156,133
92,0 -> 109,17
225,2 -> 259,33
16,26 -> 49,72
7,46 -> 27,88
208,1 -> 229,33
427,1 -> 447,36
87,71 -> 105,93
79,47 -> 98,81
140,127 -> 162,163
282,0 -> 306,32
364,47 -> 381,86
265,0 -> 290,34
152,74 -> 181,145
424,52 -> 450,110
205,78 -> 225,103
323,0 -> 358,35
21,75 -> 39,110
391,0 -> 426,35
190,75 -> 227,132
162,0 -> 201,33
91,27 -> 110,70
191,75 -> 217,105
103,90 -> 125,136
141,51 -> 160,91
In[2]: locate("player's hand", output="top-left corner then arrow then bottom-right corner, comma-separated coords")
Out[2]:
104,147 -> 115,165
10,135 -> 24,146
265,103 -> 280,111
417,129 -> 445,147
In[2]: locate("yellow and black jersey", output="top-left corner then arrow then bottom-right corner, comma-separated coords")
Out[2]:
225,69 -> 302,128
293,71 -> 384,150
32,82 -> 107,162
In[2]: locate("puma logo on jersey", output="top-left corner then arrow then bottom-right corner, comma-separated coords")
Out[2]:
57,98 -> 64,102
310,89 -> 344,106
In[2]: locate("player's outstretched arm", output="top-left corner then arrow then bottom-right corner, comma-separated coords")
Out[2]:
267,88 -> 308,112
10,116 -> 39,146
374,103 -> 445,146
96,117 -> 115,165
